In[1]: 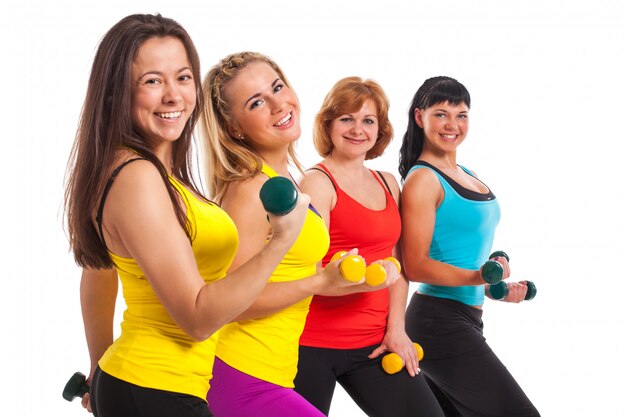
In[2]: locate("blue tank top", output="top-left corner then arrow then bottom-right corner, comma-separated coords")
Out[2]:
407,161 -> 500,306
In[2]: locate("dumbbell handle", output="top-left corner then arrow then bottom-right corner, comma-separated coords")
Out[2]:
382,342 -> 424,374
488,280 -> 537,301
63,371 -> 90,402
481,250 -> 509,284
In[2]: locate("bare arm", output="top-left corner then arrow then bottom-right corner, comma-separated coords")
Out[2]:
369,174 -> 419,375
400,168 -> 485,286
104,161 -> 307,341
223,172 -> 361,321
80,267 -> 117,411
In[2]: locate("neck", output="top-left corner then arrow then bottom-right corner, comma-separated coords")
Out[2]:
324,153 -> 368,179
258,146 -> 291,176
153,142 -> 174,174
419,149 -> 457,170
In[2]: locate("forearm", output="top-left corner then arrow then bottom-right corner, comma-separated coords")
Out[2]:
80,268 -> 118,373
386,276 -> 409,332
190,237 -> 296,339
404,257 -> 483,287
232,275 -> 325,321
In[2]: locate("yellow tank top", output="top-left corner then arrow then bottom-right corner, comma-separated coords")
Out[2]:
99,176 -> 238,399
215,164 -> 329,387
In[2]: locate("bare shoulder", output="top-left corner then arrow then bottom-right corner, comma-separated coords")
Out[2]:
378,170 -> 401,191
106,159 -> 169,207
401,166 -> 442,204
221,173 -> 268,221
300,167 -> 334,193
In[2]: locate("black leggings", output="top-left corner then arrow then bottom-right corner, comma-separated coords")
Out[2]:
406,293 -> 540,417
294,343 -> 445,417
90,367 -> 213,417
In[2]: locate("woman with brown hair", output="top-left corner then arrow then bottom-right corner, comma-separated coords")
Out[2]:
293,76 -> 444,417
64,15 -> 308,417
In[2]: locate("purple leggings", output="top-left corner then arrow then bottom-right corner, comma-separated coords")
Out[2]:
207,357 -> 324,417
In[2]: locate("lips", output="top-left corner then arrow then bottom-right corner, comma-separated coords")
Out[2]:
440,134 -> 457,141
273,111 -> 293,127
157,111 -> 183,119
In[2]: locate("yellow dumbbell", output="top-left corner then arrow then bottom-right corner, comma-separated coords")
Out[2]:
382,342 -> 424,375
330,251 -> 366,283
364,257 -> 401,287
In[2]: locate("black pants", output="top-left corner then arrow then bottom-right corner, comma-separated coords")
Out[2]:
406,293 -> 540,417
294,343 -> 445,417
90,367 -> 213,417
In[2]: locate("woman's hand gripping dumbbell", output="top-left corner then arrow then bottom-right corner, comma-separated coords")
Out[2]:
484,251 -> 537,301
330,251 -> 401,286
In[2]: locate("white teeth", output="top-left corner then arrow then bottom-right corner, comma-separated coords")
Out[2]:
158,111 -> 182,119
274,112 -> 292,126
442,134 -> 456,139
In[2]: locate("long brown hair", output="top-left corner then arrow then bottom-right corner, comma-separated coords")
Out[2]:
200,51 -> 302,202
64,13 -> 204,269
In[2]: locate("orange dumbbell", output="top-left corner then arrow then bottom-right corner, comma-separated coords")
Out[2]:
382,342 -> 424,374
364,257 -> 401,287
330,251 -> 366,283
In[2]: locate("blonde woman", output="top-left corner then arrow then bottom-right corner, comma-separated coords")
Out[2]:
200,52 -> 400,417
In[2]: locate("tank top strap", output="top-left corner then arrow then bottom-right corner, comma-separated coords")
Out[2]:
369,170 -> 393,196
310,163 -> 339,191
96,157 -> 146,250
261,163 -> 279,178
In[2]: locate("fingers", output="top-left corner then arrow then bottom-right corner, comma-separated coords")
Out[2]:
368,344 -> 387,359
504,281 -> 527,303
404,345 -> 420,377
494,256 -> 511,279
81,393 -> 92,413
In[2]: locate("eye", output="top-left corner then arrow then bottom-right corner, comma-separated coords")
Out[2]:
179,74 -> 193,82
144,78 -> 161,85
338,116 -> 353,123
250,99 -> 264,110
458,114 -> 468,119
434,113 -> 446,118
364,118 -> 376,125
273,83 -> 284,93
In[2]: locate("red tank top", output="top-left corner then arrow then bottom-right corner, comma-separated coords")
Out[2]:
299,164 -> 401,349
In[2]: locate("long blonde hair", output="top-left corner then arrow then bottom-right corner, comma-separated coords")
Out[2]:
200,51 -> 302,202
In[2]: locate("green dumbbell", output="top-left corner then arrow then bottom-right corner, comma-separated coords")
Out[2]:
62,371 -> 89,402
481,250 -> 509,284
259,177 -> 298,215
488,280 -> 537,301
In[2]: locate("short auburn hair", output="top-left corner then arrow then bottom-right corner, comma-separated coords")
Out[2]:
313,76 -> 393,160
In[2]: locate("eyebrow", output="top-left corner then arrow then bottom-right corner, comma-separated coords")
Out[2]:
137,66 -> 192,80
244,78 -> 281,107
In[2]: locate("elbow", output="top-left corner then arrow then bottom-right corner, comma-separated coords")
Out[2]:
402,259 -> 428,283
187,327 -> 219,343
183,321 -> 222,343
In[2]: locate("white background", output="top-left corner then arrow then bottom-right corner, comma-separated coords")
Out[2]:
2,0 -> 625,415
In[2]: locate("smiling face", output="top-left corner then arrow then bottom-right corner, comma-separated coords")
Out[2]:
328,99 -> 379,159
415,101 -> 469,153
223,61 -> 300,152
131,36 -> 196,148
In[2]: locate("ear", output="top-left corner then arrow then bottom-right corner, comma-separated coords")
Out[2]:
414,108 -> 424,128
227,123 -> 243,140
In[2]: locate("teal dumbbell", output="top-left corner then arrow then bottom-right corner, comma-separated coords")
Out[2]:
481,250 -> 509,284
62,371 -> 89,402
488,280 -> 537,301
259,177 -> 298,215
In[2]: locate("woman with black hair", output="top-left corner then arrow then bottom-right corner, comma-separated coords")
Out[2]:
399,76 -> 540,417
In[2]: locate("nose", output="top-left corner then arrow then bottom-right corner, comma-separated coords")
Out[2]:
444,118 -> 458,131
163,82 -> 182,104
269,96 -> 287,114
350,122 -> 364,136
